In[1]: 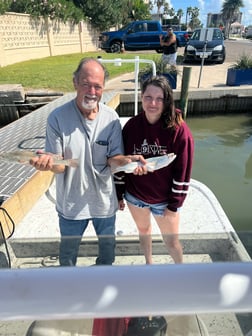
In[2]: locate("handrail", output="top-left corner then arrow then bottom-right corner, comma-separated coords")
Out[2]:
0,262 -> 252,320
98,56 -> 156,116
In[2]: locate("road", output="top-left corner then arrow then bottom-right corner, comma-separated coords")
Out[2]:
224,39 -> 252,62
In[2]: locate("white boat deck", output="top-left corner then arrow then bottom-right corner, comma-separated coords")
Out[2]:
12,178 -> 235,239
2,174 -> 250,336
1,93 -> 252,336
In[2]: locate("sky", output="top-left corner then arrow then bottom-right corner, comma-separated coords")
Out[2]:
161,0 -> 252,27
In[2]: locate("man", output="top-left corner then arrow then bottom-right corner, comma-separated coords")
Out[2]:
159,27 -> 177,67
30,57 -> 143,266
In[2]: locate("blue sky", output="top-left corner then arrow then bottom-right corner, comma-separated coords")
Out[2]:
157,0 -> 252,27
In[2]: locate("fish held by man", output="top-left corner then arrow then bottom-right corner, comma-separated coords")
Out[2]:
0,151 -> 79,167
111,153 -> 176,174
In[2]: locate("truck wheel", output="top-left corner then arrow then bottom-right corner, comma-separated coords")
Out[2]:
110,42 -> 121,53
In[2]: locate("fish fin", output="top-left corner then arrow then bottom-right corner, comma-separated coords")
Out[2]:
111,167 -> 124,174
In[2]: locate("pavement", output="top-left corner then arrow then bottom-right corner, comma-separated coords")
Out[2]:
104,58 -> 233,92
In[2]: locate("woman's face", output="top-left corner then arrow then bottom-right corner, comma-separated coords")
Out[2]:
141,84 -> 164,124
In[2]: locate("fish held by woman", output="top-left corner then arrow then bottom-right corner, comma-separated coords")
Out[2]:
0,151 -> 79,167
111,153 -> 176,174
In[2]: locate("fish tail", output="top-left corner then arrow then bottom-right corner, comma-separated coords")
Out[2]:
67,159 -> 79,168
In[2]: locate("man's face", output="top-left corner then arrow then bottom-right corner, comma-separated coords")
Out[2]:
74,61 -> 104,111
168,28 -> 173,36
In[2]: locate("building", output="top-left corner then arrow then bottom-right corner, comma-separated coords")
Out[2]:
207,12 -> 243,28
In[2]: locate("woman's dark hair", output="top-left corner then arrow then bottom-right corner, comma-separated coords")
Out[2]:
141,75 -> 183,129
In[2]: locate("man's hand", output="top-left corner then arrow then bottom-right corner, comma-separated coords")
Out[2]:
29,150 -> 65,173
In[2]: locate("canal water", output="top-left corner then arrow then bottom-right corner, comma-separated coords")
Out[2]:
186,113 -> 252,233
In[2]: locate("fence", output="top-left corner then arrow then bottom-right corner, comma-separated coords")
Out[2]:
0,12 -> 99,67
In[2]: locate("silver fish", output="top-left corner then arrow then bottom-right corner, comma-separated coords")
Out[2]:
0,151 -> 79,168
111,153 -> 176,174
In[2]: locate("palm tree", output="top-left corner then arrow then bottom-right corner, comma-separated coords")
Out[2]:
221,0 -> 244,38
163,2 -> 170,17
152,0 -> 166,15
176,9 -> 184,26
185,6 -> 193,29
190,7 -> 200,30
167,7 -> 175,19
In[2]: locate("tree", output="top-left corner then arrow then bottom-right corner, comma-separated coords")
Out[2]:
221,0 -> 244,38
188,7 -> 201,30
126,0 -> 151,22
162,2 -> 169,15
8,0 -> 84,23
151,0 -> 166,16
167,7 -> 175,19
2,0 -> 150,31
185,6 -> 193,28
176,9 -> 184,26
74,0 -> 129,31
0,0 -> 11,14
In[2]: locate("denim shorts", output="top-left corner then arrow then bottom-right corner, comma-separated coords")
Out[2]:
125,191 -> 169,216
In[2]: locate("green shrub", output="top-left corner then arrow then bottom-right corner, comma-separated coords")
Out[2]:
138,56 -> 178,79
231,54 -> 252,70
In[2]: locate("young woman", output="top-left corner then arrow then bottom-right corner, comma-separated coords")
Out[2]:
116,76 -> 194,264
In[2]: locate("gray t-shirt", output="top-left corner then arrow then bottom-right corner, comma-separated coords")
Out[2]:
45,99 -> 123,220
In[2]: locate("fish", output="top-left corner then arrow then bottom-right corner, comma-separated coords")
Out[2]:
111,153 -> 176,174
0,150 -> 79,168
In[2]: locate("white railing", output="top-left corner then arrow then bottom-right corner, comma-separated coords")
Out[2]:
0,262 -> 251,321
98,56 -> 156,116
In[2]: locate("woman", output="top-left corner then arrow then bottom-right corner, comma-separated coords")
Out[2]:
116,76 -> 194,264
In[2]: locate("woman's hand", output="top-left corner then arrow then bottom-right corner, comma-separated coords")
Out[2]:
118,199 -> 125,211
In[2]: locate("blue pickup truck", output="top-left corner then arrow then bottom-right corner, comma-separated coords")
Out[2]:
99,20 -> 190,53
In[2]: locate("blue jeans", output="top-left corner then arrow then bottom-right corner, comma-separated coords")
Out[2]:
58,215 -> 116,266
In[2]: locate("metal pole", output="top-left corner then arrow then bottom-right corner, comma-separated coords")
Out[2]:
134,56 -> 140,116
180,66 -> 192,119
197,29 -> 208,88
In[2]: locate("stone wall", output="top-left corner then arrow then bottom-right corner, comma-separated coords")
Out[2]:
0,12 -> 99,67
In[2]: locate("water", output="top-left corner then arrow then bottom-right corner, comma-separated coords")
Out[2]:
187,113 -> 252,232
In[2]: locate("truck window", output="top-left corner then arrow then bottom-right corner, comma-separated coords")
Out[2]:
147,22 -> 158,32
191,30 -> 200,40
134,23 -> 143,32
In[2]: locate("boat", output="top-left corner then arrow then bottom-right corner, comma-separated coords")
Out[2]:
0,86 -> 251,336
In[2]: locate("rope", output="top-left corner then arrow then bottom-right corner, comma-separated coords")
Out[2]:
0,207 -> 16,268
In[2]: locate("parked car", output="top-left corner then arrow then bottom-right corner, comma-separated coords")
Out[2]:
245,28 -> 252,39
183,28 -> 226,64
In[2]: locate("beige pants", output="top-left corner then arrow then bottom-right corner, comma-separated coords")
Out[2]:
162,52 -> 177,66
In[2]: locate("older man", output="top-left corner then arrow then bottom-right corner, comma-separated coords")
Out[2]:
30,57 -> 144,266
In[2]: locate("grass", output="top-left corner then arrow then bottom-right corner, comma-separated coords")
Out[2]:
0,52 -> 160,92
